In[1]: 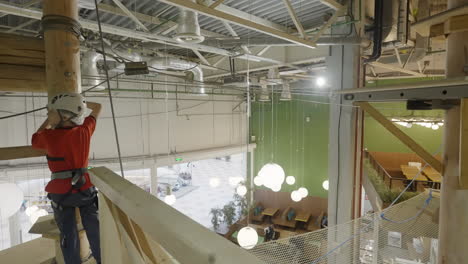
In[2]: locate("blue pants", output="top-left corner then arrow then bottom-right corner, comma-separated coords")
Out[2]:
49,189 -> 101,264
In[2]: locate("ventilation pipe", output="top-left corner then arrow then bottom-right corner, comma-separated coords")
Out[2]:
82,50 -> 105,91
174,0 -> 205,44
280,80 -> 292,101
258,83 -> 270,102
148,58 -> 205,94
364,0 -> 384,63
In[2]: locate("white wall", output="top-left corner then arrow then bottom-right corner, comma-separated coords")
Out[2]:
0,75 -> 248,169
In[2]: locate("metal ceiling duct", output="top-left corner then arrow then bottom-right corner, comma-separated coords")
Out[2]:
148,58 -> 205,95
258,83 -> 270,102
174,0 -> 205,44
82,50 -> 105,91
280,80 -> 292,101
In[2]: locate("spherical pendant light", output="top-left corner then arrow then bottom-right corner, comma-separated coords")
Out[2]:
254,176 -> 263,186
0,183 -> 24,219
291,190 -> 302,202
237,226 -> 258,249
209,177 -> 220,188
258,163 -> 285,191
298,187 -> 308,198
164,194 -> 176,205
236,185 -> 247,196
322,180 -> 329,191
286,176 -> 296,185
271,184 -> 281,192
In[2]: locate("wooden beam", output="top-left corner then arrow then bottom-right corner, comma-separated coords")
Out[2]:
320,0 -> 345,10
370,61 -> 427,77
0,146 -> 46,160
281,0 -> 306,38
356,102 -> 443,173
460,98 -> 468,188
412,3 -> 468,36
89,167 -> 263,264
0,33 -> 45,67
430,15 -> 468,37
0,64 -> 46,92
155,0 -> 317,48
209,0 -> 224,9
43,0 -> 81,98
110,0 -> 149,32
309,7 -> 343,43
97,3 -> 222,38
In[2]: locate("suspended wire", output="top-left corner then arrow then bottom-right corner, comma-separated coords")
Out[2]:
94,0 -> 125,178
0,73 -> 125,121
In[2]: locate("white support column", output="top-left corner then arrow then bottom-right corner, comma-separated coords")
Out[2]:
327,42 -> 360,263
150,161 -> 158,196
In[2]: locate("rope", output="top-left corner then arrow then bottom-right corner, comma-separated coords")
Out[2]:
94,0 -> 125,178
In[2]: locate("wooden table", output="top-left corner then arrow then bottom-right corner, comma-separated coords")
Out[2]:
295,211 -> 311,230
262,208 -> 279,216
262,208 -> 279,224
401,165 -> 428,191
423,167 -> 442,189
295,211 -> 311,223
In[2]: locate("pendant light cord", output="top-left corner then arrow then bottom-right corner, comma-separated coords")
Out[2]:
94,0 -> 125,178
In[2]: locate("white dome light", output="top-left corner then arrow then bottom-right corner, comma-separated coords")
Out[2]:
258,163 -> 285,191
0,183 -> 24,219
286,176 -> 296,185
291,190 -> 302,202
316,77 -> 326,87
237,227 -> 258,249
209,177 -> 220,188
25,205 -> 39,217
322,180 -> 329,191
236,185 -> 247,196
431,124 -> 439,130
164,194 -> 176,205
298,187 -> 308,198
30,209 -> 48,224
254,176 -> 263,186
271,185 -> 281,192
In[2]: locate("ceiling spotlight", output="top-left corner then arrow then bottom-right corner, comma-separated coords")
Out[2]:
316,77 -> 326,87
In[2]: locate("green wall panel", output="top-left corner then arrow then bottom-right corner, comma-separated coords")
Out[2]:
250,95 -> 330,198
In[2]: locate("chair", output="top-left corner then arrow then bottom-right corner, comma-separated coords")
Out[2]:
249,202 -> 266,223
272,206 -> 297,229
307,211 -> 325,232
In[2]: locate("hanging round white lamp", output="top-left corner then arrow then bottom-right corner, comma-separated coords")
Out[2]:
254,176 -> 263,186
298,187 -> 308,198
209,177 -> 220,188
258,163 -> 285,190
322,180 -> 329,191
237,226 -> 258,249
286,176 -> 296,185
291,190 -> 302,202
0,183 -> 24,219
271,184 -> 281,192
236,185 -> 247,196
164,194 -> 176,205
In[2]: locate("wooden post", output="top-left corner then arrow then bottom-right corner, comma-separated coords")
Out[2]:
41,1 -> 89,263
438,0 -> 468,262
43,0 -> 81,99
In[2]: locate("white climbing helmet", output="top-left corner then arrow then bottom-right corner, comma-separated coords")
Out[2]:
48,92 -> 87,125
